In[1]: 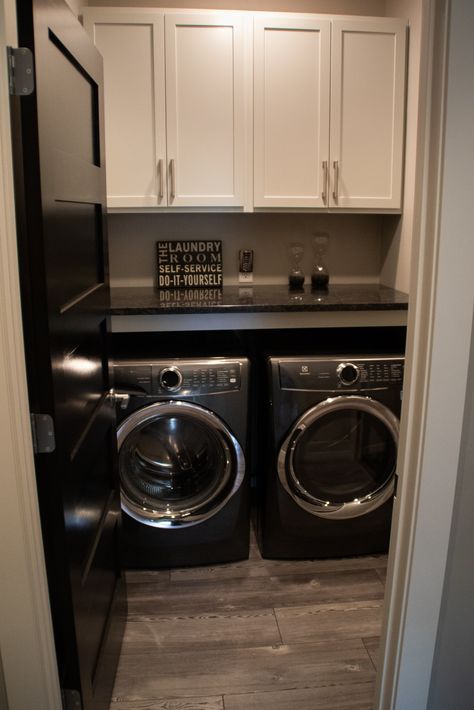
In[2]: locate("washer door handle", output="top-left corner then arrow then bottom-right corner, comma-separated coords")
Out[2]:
108,388 -> 131,409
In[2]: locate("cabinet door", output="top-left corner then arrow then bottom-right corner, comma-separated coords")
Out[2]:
83,9 -> 167,208
165,13 -> 246,207
254,16 -> 330,208
330,18 -> 406,210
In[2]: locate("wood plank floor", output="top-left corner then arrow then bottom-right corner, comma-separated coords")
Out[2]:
110,530 -> 385,709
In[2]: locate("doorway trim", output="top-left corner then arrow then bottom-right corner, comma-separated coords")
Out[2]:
0,0 -> 61,707
376,0 -> 474,707
0,0 -> 471,708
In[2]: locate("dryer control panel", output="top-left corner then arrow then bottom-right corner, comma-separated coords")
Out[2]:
114,359 -> 242,396
278,357 -> 404,392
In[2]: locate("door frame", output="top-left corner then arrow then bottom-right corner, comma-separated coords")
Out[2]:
0,0 -> 470,708
376,0 -> 474,706
0,0 -> 61,707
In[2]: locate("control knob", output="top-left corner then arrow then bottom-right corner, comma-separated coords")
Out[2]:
337,362 -> 360,386
159,366 -> 183,392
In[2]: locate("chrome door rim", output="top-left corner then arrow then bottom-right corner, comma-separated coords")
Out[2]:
117,400 -> 245,527
277,395 -> 399,520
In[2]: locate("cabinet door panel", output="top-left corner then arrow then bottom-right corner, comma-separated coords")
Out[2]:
254,16 -> 330,208
165,13 -> 245,207
83,10 -> 166,208
330,18 -> 406,209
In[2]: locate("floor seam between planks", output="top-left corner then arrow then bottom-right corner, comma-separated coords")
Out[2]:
272,607 -> 285,646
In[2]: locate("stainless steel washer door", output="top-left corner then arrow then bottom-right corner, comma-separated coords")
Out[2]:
117,401 -> 245,527
278,395 -> 399,519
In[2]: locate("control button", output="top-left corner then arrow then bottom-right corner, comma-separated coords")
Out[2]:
337,362 -> 360,386
159,366 -> 183,392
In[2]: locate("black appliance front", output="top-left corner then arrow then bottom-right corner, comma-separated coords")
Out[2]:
114,358 -> 250,568
259,356 -> 404,559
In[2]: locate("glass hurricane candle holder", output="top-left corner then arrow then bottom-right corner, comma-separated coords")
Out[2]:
287,242 -> 305,290
311,233 -> 330,290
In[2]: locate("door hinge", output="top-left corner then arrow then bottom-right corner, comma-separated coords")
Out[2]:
7,46 -> 34,96
61,689 -> 82,710
30,413 -> 56,453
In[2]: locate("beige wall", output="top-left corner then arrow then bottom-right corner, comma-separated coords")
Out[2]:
108,212 -> 382,287
380,0 -> 422,293
65,0 -> 82,15
87,0 -> 386,16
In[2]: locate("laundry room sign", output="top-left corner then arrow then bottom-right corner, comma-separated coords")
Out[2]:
156,240 -> 223,289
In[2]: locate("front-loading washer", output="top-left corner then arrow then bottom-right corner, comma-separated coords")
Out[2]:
114,357 -> 250,568
258,355 -> 404,559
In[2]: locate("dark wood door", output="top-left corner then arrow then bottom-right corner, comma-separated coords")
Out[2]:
11,1 -> 125,708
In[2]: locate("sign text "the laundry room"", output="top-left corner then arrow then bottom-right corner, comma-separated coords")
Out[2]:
156,240 -> 223,288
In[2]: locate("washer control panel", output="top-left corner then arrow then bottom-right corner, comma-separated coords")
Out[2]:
114,359 -> 242,396
279,357 -> 404,392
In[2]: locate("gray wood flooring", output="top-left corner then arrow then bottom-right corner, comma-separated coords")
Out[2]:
110,531 -> 386,709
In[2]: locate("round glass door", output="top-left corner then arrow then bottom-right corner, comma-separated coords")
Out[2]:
278,396 -> 399,519
117,401 -> 244,527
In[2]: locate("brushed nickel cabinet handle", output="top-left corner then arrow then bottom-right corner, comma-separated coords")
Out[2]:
158,159 -> 164,199
333,160 -> 339,203
169,159 -> 176,200
322,161 -> 328,205
326,160 -> 330,204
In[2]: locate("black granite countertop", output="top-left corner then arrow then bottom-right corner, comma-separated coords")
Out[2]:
110,284 -> 409,315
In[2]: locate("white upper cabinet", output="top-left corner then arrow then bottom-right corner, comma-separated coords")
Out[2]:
165,14 -> 245,207
83,8 -> 406,213
83,9 -> 246,208
83,10 -> 166,208
253,16 -> 331,208
254,14 -> 406,211
329,18 -> 407,210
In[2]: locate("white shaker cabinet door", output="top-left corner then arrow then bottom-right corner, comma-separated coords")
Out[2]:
83,9 -> 167,208
165,13 -> 246,207
329,18 -> 407,210
253,16 -> 331,208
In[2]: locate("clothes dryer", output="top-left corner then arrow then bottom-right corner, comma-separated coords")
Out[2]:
114,358 -> 250,567
259,356 -> 404,558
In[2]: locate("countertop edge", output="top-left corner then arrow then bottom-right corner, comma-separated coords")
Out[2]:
109,302 -> 409,315
109,284 -> 409,316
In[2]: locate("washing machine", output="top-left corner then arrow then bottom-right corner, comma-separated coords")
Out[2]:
258,355 -> 404,559
113,357 -> 250,568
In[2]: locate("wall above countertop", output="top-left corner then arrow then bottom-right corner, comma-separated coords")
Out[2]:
107,212 -> 385,288
85,1 -> 387,14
